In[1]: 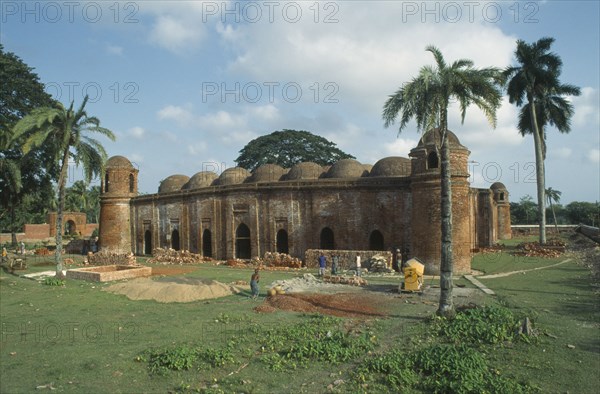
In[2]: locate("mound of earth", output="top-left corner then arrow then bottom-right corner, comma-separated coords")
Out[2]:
254,292 -> 388,318
104,277 -> 240,303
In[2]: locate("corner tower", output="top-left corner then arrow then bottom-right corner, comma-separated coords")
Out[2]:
409,129 -> 471,274
98,156 -> 138,253
491,182 -> 512,240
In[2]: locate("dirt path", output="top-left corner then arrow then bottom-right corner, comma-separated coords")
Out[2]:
477,258 -> 573,279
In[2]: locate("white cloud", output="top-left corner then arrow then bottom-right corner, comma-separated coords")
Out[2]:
549,147 -> 572,159
187,141 -> 208,156
106,44 -> 123,56
149,15 -> 205,54
129,153 -> 144,163
157,105 -> 195,127
383,137 -> 419,158
572,87 -> 600,127
588,149 -> 600,164
128,126 -> 145,139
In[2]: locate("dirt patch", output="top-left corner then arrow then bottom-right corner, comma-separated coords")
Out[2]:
150,266 -> 199,276
254,292 -> 388,318
103,277 -> 240,303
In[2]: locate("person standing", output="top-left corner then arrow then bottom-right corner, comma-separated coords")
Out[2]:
355,255 -> 361,277
331,255 -> 339,275
20,241 -> 25,255
250,268 -> 260,299
318,253 -> 327,277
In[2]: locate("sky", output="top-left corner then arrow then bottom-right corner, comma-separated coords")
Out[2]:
2,0 -> 599,204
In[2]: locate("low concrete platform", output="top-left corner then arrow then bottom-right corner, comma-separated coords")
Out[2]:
66,265 -> 152,282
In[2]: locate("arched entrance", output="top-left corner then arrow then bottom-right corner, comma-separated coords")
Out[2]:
320,227 -> 334,250
276,229 -> 289,254
202,229 -> 212,258
171,229 -> 180,251
144,230 -> 152,255
369,230 -> 384,251
65,220 -> 76,235
235,224 -> 251,259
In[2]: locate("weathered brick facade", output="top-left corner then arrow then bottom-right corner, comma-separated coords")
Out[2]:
99,130 -> 511,274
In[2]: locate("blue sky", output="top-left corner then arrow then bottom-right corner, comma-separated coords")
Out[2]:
2,0 -> 599,204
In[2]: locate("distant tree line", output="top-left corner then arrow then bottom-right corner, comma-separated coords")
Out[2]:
511,195 -> 599,226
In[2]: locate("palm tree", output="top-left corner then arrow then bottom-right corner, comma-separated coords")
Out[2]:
383,46 -> 502,317
12,96 -> 115,276
545,187 -> 562,234
503,37 -> 580,245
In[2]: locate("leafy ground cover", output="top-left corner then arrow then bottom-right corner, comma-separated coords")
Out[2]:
1,234 -> 598,393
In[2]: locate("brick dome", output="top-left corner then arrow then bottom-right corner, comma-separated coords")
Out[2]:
106,155 -> 134,169
370,157 -> 411,177
287,162 -> 324,180
182,172 -> 218,190
490,182 -> 507,191
247,164 -> 287,183
217,167 -> 250,185
158,174 -> 189,193
326,159 -> 368,178
416,128 -> 466,149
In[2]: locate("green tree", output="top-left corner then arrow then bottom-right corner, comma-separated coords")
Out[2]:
235,129 -> 355,171
565,201 -> 600,226
382,46 -> 502,317
0,45 -> 58,239
503,37 -> 580,244
545,187 -> 562,234
12,96 -> 115,276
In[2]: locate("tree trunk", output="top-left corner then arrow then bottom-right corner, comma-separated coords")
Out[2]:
529,94 -> 546,244
437,118 -> 454,317
550,201 -> 559,235
55,149 -> 70,277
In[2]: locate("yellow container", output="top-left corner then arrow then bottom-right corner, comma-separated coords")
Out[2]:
404,258 -> 425,277
403,267 -> 422,292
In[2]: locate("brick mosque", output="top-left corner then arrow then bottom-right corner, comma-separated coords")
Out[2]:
98,128 -> 511,274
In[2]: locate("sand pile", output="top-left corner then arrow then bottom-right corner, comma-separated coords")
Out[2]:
271,273 -> 367,293
103,277 -> 241,303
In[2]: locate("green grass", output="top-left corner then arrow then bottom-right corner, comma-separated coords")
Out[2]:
1,239 -> 598,393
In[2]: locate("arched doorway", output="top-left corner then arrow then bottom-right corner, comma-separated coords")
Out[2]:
235,224 -> 251,259
129,173 -> 135,193
427,151 -> 439,169
65,220 -> 76,235
144,230 -> 152,255
202,229 -> 212,258
171,229 -> 180,251
320,227 -> 334,250
276,229 -> 289,254
369,230 -> 384,251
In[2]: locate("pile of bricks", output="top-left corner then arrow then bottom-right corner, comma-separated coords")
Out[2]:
147,248 -> 210,264
262,252 -> 303,268
35,248 -> 51,255
514,240 -> 565,258
368,255 -> 393,273
87,251 -> 137,266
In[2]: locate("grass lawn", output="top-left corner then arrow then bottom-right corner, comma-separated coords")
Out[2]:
1,237 -> 598,393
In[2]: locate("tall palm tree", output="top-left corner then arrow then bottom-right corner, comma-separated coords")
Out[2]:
545,187 -> 562,234
383,46 -> 502,317
503,37 -> 580,245
12,96 -> 115,276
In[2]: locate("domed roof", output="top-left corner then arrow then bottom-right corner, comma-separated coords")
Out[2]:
370,157 -> 412,177
363,164 -> 373,173
159,175 -> 190,193
416,128 -> 466,149
326,159 -> 368,178
247,164 -> 287,183
182,171 -> 218,190
106,155 -> 133,169
490,182 -> 507,191
287,162 -> 325,180
217,167 -> 250,185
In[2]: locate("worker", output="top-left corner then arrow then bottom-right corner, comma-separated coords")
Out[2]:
318,253 -> 326,277
250,268 -> 260,299
355,255 -> 361,277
